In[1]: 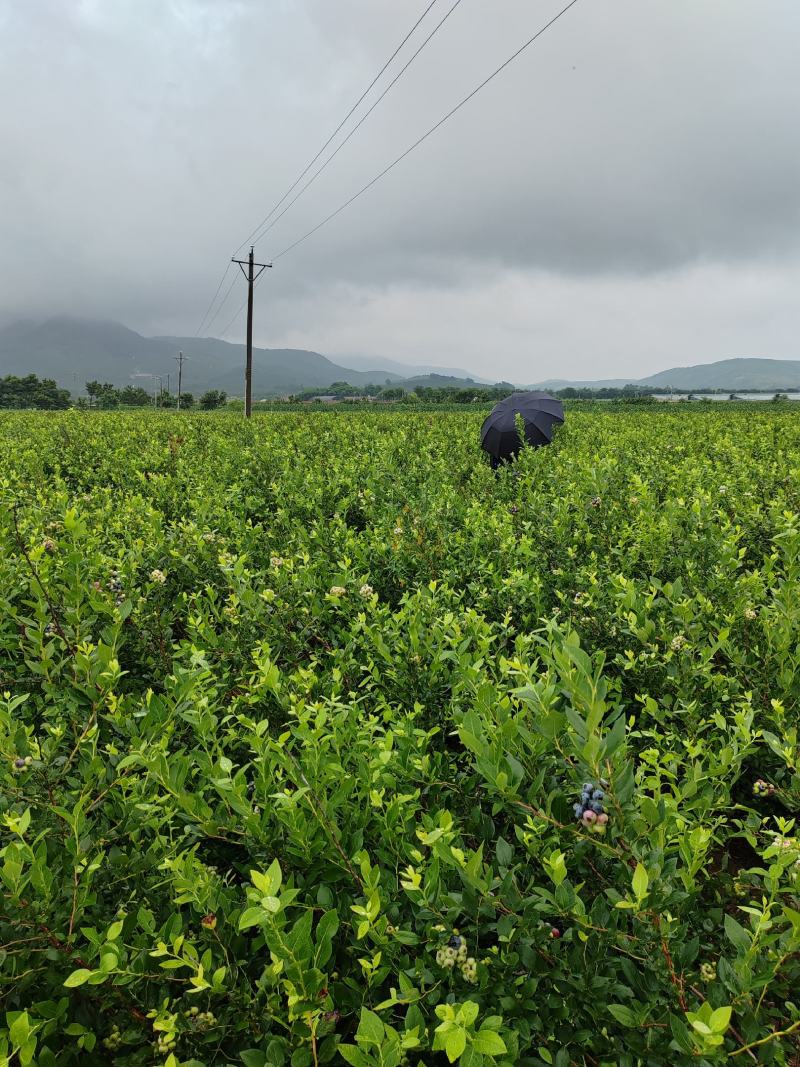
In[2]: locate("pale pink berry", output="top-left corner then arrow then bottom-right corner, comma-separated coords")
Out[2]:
596,813 -> 609,826
582,809 -> 597,825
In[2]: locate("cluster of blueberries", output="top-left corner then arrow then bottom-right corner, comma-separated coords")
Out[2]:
108,570 -> 125,606
574,780 -> 609,833
753,779 -> 776,798
435,934 -> 477,983
185,1007 -> 217,1031
102,1025 -> 122,1052
11,755 -> 33,775
155,1032 -> 178,1057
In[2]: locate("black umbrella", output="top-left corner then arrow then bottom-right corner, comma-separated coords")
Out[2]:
480,391 -> 564,467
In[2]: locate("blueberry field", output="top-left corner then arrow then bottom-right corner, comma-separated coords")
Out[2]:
1,407 -> 800,1067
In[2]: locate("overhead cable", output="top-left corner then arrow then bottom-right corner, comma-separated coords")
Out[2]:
271,0 -> 582,262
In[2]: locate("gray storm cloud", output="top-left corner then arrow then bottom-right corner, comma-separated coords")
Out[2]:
0,0 -> 798,380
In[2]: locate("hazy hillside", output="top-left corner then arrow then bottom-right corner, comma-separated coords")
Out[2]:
532,358 -> 800,392
4,318 -> 798,396
639,358 -> 800,391
339,354 -> 492,383
201,345 -> 400,396
0,318 -> 403,396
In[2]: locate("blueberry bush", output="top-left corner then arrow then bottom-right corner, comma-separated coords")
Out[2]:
1,406 -> 799,1066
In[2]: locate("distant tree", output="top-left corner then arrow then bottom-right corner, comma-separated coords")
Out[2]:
379,387 -> 406,402
85,380 -> 118,408
199,389 -> 227,410
179,392 -> 194,409
0,374 -> 71,409
117,385 -> 152,407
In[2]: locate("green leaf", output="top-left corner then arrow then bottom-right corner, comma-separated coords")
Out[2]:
9,1013 -> 31,1047
495,837 -> 513,867
445,1028 -> 467,1063
473,1030 -> 507,1055
607,1004 -> 638,1027
239,906 -> 265,931
632,863 -> 649,900
724,913 -> 750,952
19,1038 -> 37,1067
603,713 -> 626,757
251,859 -> 282,897
240,1052 -> 268,1067
460,1047 -> 483,1067
63,969 -> 93,988
106,919 -> 124,941
709,1006 -> 732,1033
460,1001 -> 480,1027
670,1013 -> 694,1053
356,1008 -> 384,1047
337,1047 -> 369,1067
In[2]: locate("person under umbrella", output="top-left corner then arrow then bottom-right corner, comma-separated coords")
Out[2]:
481,391 -> 564,469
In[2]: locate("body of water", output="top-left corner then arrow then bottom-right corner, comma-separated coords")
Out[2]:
653,392 -> 800,402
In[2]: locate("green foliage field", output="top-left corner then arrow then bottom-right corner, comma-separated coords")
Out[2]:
1,407 -> 799,1066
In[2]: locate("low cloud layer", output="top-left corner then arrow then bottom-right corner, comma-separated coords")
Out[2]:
1,0 -> 798,380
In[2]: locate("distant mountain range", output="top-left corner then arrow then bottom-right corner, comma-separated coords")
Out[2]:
533,358 -> 800,392
338,354 -> 494,384
1,317 -> 798,396
0,317 -> 495,397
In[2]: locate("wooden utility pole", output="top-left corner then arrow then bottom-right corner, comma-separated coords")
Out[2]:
231,246 -> 271,417
175,350 -> 188,410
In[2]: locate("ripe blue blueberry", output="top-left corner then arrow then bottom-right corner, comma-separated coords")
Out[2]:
573,803 -> 584,817
582,782 -> 593,793
592,789 -> 604,800
590,801 -> 604,814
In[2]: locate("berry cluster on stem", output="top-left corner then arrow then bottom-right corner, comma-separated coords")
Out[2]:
435,932 -> 477,983
573,780 -> 609,834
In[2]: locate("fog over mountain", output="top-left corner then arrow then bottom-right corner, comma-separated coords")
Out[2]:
1,1 -> 798,381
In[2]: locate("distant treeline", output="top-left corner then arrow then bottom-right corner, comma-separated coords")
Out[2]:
0,374 -> 228,410
290,381 -> 660,404
3,373 -> 794,411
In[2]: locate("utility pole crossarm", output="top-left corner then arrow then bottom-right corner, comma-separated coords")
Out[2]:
229,246 -> 273,418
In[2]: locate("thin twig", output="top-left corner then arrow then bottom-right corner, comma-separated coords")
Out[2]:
652,913 -> 687,1011
729,1018 -> 800,1058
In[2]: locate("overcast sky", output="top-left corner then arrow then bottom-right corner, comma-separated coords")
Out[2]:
1,0 -> 798,381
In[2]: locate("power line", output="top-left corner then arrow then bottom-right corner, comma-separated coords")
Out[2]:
220,293 -> 249,339
194,262 -> 232,337
232,0 -> 442,258
271,0 -> 583,263
248,0 -> 465,250
203,273 -> 239,337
